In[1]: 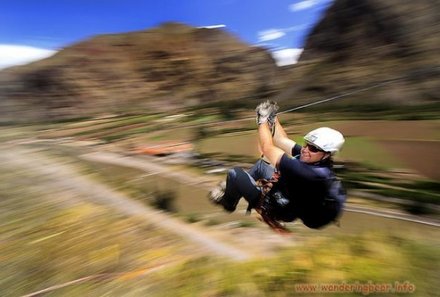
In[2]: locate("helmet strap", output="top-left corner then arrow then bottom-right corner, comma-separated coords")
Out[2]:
320,153 -> 331,161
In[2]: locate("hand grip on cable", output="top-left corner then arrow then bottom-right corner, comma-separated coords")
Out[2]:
255,100 -> 279,127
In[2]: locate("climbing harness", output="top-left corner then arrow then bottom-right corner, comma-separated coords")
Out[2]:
243,172 -> 292,234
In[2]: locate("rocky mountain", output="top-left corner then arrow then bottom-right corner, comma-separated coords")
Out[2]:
1,0 -> 438,123
0,23 -> 282,123
277,0 -> 439,111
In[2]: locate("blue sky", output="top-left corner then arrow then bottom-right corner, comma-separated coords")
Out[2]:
0,0 -> 333,69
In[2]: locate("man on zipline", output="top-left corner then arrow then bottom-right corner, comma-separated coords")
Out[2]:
209,100 -> 346,233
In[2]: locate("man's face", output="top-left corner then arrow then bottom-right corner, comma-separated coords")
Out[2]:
300,143 -> 329,163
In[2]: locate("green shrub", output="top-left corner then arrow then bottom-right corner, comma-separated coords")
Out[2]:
151,190 -> 177,212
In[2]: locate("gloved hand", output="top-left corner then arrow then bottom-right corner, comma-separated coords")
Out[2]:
255,100 -> 279,127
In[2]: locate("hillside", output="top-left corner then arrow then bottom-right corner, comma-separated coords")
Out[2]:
0,23 -> 282,123
277,0 -> 439,111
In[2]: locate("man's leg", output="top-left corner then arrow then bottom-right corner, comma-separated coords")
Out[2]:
210,167 -> 261,212
248,159 -> 276,180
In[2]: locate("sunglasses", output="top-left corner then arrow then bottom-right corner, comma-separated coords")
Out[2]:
304,143 -> 324,153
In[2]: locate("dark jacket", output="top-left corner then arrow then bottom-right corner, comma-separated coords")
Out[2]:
270,144 -> 345,228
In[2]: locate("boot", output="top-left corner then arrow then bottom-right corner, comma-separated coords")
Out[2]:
208,181 -> 226,205
208,181 -> 237,212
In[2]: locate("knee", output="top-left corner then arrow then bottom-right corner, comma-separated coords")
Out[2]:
227,167 -> 240,181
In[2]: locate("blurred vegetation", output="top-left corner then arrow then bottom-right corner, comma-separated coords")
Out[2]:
1,119 -> 439,296
0,161 -> 187,297
1,152 -> 438,297
148,232 -> 439,297
338,166 -> 440,205
299,101 -> 440,121
77,160 -> 179,213
150,190 -> 177,213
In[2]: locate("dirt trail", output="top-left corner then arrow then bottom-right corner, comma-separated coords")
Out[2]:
81,151 -> 215,190
1,145 -> 254,262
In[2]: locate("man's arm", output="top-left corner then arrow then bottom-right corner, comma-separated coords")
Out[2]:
272,118 -> 296,155
258,122 -> 285,168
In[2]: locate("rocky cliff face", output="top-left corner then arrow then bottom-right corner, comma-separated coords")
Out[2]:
278,0 -> 439,110
0,23 -> 282,122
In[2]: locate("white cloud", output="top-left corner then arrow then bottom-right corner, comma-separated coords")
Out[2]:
258,29 -> 286,42
0,45 -> 56,70
198,24 -> 226,29
289,0 -> 319,11
285,24 -> 308,32
257,24 -> 306,43
271,48 -> 304,66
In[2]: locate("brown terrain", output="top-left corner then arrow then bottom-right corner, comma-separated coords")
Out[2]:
277,0 -> 440,108
0,23 -> 282,122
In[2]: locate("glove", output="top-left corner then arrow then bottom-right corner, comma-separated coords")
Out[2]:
256,100 -> 279,127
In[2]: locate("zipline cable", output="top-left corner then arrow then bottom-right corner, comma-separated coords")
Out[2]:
212,75 -> 407,125
277,77 -> 403,115
157,74 -> 408,131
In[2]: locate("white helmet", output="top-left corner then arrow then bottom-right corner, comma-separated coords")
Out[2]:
304,127 -> 345,154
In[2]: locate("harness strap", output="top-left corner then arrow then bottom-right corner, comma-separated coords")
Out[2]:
246,172 -> 280,215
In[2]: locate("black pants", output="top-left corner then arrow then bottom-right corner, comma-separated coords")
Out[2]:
221,159 -> 276,212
